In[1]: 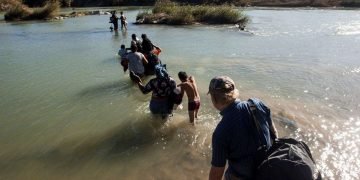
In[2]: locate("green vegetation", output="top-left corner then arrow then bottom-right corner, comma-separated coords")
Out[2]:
0,0 -> 22,11
4,1 -> 60,21
136,0 -> 249,25
1,0 -> 360,9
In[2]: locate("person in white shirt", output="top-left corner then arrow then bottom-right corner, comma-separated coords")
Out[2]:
124,45 -> 148,82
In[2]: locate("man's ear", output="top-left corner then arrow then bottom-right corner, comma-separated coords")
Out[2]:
211,94 -> 218,104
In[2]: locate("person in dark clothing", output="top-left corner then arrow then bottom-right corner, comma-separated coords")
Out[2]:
109,11 -> 119,31
207,76 -> 277,180
131,34 -> 142,52
141,34 -> 161,56
135,64 -> 177,118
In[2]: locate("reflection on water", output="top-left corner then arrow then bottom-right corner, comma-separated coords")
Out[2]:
0,7 -> 360,180
336,21 -> 360,35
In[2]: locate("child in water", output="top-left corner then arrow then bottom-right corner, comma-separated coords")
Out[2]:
177,71 -> 200,124
120,11 -> 127,30
118,44 -> 128,72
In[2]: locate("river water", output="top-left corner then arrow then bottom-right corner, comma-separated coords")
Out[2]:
0,7 -> 359,179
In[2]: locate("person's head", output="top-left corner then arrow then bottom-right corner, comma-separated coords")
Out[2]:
132,34 -> 137,40
120,44 -> 125,49
120,11 -> 123,15
141,34 -> 147,39
178,71 -> 188,82
155,64 -> 169,79
208,76 -> 239,110
130,44 -> 138,52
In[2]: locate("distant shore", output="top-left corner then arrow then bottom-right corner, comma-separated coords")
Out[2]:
1,0 -> 360,12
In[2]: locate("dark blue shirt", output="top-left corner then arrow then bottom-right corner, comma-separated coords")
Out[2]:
211,99 -> 272,178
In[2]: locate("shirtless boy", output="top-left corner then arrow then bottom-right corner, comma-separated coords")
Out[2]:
177,71 -> 200,124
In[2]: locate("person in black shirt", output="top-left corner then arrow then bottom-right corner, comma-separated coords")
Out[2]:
109,11 -> 119,31
141,34 -> 160,56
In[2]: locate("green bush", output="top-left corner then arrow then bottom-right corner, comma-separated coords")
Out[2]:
4,0 -> 60,21
136,11 -> 151,21
137,0 -> 247,25
167,8 -> 194,25
152,0 -> 178,15
4,4 -> 31,20
27,1 -> 60,20
201,5 -> 240,24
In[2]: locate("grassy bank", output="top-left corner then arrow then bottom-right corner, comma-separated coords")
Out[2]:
4,1 -> 60,21
136,0 -> 248,25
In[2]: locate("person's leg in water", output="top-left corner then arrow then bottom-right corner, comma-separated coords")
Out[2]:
114,22 -> 118,31
188,101 -> 199,124
195,101 -> 200,119
188,110 -> 195,124
129,71 -> 143,83
121,21 -> 127,30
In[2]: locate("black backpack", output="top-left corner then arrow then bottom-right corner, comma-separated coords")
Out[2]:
248,99 -> 322,180
254,138 -> 322,180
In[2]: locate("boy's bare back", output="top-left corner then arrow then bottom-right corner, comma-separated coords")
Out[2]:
178,76 -> 200,102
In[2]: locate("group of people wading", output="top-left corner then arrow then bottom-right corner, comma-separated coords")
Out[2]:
114,11 -> 320,180
118,32 -> 200,122
109,11 -> 127,31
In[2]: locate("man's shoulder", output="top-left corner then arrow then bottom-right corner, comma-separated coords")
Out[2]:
135,52 -> 144,57
247,98 -> 269,112
178,81 -> 190,87
224,100 -> 248,113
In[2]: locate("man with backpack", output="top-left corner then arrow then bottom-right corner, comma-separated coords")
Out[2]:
207,76 -> 277,180
208,76 -> 321,180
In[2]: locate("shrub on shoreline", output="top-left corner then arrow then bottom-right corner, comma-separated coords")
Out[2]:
27,1 -> 60,20
137,0 -> 248,25
4,1 -> 60,21
0,0 -> 22,11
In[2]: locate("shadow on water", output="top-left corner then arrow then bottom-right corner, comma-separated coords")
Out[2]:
47,116 -> 170,160
101,56 -> 120,65
76,80 -> 132,98
0,115 -> 181,171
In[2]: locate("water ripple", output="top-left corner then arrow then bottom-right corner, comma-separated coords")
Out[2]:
336,21 -> 360,35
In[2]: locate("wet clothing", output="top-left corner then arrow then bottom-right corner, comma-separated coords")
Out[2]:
126,52 -> 146,75
120,15 -> 126,29
118,49 -> 127,57
188,100 -> 200,111
130,71 -> 144,82
141,37 -> 154,55
211,99 -> 272,179
144,53 -> 160,75
142,77 -> 176,99
131,38 -> 142,52
141,76 -> 177,114
110,15 -> 118,30
150,99 -> 169,114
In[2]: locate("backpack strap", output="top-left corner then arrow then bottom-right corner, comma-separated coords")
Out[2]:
247,100 -> 264,146
247,99 -> 277,144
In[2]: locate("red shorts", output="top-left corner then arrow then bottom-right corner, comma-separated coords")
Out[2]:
188,100 -> 200,111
